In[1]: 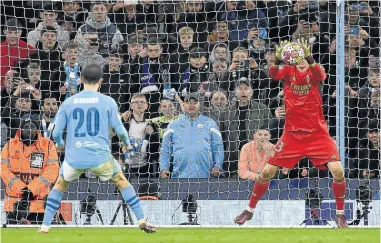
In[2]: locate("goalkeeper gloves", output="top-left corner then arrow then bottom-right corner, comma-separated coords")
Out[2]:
299,38 -> 312,58
275,40 -> 289,61
298,38 -> 315,65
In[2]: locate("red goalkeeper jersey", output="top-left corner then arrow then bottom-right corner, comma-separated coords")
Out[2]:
269,64 -> 327,133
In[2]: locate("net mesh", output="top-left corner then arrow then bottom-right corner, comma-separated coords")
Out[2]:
0,0 -> 380,226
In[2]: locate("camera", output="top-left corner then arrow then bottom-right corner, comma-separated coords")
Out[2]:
356,185 -> 373,204
182,194 -> 197,214
171,194 -> 199,225
305,188 -> 323,209
80,195 -> 97,215
235,60 -> 251,71
349,183 -> 373,226
79,195 -> 97,225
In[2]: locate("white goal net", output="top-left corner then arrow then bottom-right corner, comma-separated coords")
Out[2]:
0,0 -> 380,227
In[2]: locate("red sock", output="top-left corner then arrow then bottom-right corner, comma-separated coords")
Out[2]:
332,179 -> 346,211
248,181 -> 269,209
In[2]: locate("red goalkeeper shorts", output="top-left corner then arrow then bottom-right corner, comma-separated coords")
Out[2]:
268,130 -> 340,170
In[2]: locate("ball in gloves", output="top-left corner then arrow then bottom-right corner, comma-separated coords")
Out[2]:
281,42 -> 305,65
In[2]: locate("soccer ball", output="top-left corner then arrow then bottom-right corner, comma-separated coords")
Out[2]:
281,42 -> 305,65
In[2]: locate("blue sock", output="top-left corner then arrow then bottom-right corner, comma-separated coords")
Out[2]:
42,189 -> 63,226
120,185 -> 145,222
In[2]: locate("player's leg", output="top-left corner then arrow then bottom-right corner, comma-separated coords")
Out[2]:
234,131 -> 303,225
91,157 -> 156,233
306,133 -> 348,228
234,163 -> 279,225
40,161 -> 83,233
327,161 -> 348,228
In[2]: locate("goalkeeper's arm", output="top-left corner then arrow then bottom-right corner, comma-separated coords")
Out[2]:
300,38 -> 327,82
268,41 -> 288,80
305,56 -> 327,83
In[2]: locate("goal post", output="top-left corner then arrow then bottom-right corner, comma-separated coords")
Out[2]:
0,0 -> 380,227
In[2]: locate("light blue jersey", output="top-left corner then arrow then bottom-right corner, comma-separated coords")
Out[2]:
52,90 -> 130,169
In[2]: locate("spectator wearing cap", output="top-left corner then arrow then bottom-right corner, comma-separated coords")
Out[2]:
238,127 -> 275,181
221,78 -> 272,176
160,93 -> 224,179
0,18 -> 36,87
0,114 -> 59,224
76,1 -> 124,55
349,119 -> 380,179
173,47 -> 209,96
27,4 -> 70,50
130,37 -> 170,118
110,1 -> 146,37
101,50 -> 131,113
56,0 -> 88,40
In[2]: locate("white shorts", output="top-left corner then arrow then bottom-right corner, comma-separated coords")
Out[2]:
59,157 -> 121,182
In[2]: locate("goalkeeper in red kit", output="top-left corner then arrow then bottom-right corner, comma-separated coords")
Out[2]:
234,39 -> 348,228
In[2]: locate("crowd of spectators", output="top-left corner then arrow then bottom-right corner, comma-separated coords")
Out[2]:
0,0 -> 380,183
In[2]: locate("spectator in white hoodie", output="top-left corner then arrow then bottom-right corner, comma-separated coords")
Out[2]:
27,4 -> 69,50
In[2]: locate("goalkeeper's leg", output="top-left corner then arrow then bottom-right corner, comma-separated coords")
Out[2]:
327,161 -> 348,228
234,163 -> 279,225
111,171 -> 156,233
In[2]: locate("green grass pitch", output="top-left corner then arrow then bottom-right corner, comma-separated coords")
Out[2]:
1,228 -> 380,243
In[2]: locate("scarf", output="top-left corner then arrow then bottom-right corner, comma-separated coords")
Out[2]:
179,67 -> 191,95
64,61 -> 80,99
141,58 -> 157,88
41,116 -> 55,138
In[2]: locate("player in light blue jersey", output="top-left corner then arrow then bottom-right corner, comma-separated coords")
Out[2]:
39,64 -> 156,233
